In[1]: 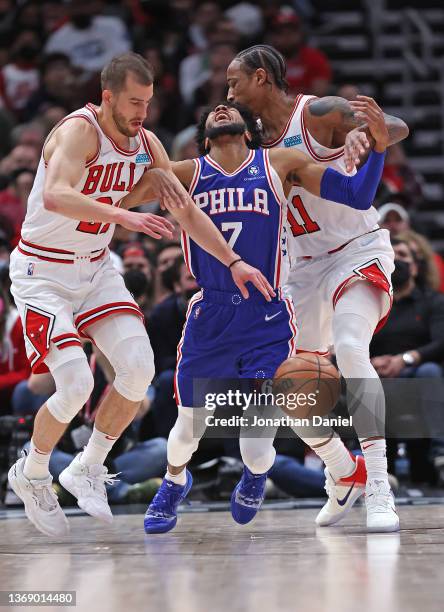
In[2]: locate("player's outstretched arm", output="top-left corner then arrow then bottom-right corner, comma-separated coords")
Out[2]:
43,120 -> 173,239
270,107 -> 388,211
120,132 -> 195,210
306,95 -> 409,172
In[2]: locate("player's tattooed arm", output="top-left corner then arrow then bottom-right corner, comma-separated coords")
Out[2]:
307,95 -> 409,171
308,95 -> 408,143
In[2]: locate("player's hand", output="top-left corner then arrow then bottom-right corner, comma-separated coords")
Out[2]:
349,95 -> 390,153
118,209 -> 174,239
344,128 -> 370,172
230,260 -> 276,302
144,168 -> 192,210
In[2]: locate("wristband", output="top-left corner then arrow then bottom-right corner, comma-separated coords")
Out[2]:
228,257 -> 243,269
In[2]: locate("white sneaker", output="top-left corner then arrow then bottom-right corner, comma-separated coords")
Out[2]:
316,455 -> 367,527
8,456 -> 69,537
59,453 -> 118,523
365,478 -> 400,532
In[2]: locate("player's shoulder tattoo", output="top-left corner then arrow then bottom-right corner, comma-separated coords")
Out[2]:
308,96 -> 362,128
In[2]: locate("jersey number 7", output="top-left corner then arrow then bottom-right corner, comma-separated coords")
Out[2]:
287,195 -> 320,236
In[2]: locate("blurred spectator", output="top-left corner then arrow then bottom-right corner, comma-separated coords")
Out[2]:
370,238 -> 444,378
0,0 -> 15,36
379,204 -> 444,292
0,291 -> 30,413
143,93 -> 174,154
0,144 -> 39,175
378,202 -> 410,236
12,370 -> 53,417
41,1 -> 68,37
153,242 -> 183,305
145,255 -> 198,438
192,43 -> 236,113
179,17 -> 240,105
122,243 -> 154,282
225,2 -> 264,39
44,0 -> 131,74
171,125 -> 198,161
370,238 -> 444,484
123,268 -> 153,316
0,168 -> 35,245
188,2 -> 222,52
0,29 -> 42,119
24,53 -> 77,120
268,8 -> 332,97
40,105 -> 68,131
380,143 -> 424,207
397,229 -> 444,293
149,255 -> 198,374
10,121 -> 46,150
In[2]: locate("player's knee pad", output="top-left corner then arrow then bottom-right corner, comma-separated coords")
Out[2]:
333,313 -> 373,377
239,437 -> 276,474
110,336 -> 155,402
46,358 -> 94,423
167,406 -> 207,467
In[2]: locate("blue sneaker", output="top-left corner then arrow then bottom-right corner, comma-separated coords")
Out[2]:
231,466 -> 267,525
144,470 -> 193,534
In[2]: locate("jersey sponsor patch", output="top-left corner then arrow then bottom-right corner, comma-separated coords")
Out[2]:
135,153 -> 152,164
248,165 -> 260,176
284,134 -> 302,147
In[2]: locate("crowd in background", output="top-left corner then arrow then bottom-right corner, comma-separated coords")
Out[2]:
1,0 -> 444,504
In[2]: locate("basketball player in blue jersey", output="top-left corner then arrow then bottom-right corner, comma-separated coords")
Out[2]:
143,100 -> 391,534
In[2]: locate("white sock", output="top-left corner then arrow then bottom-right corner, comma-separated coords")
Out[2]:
80,426 -> 118,466
360,438 -> 388,481
23,439 -> 51,480
165,468 -> 187,486
311,435 -> 356,482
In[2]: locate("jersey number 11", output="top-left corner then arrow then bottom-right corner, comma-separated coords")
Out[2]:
287,195 -> 320,236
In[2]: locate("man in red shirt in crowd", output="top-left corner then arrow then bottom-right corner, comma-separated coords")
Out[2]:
268,8 -> 332,98
0,294 -> 30,411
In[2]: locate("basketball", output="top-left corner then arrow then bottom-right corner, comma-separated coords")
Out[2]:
273,353 -> 341,419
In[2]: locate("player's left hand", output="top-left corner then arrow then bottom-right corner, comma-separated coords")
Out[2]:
145,168 -> 193,210
344,128 -> 370,172
230,260 -> 276,302
349,95 -> 390,152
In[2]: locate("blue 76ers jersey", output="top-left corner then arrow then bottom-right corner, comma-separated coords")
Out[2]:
181,149 -> 288,291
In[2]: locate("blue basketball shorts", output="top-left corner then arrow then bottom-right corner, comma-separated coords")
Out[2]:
174,288 -> 298,407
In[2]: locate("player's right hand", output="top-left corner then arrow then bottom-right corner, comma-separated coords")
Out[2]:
145,168 -> 192,210
230,260 -> 276,302
118,209 -> 174,239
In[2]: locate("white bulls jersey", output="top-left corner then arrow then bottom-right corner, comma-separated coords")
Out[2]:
263,94 -> 379,260
20,103 -> 154,253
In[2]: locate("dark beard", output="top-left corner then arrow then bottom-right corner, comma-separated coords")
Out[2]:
205,122 -> 246,142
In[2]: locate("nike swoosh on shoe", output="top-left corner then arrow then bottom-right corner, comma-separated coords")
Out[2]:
337,481 -> 356,506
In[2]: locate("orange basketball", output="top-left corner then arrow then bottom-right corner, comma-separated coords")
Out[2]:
273,353 -> 341,419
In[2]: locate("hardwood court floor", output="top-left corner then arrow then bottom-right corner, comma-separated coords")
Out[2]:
0,503 -> 443,612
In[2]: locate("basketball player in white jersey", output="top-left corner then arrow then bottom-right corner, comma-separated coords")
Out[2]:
8,52 -> 275,538
227,45 -> 410,532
